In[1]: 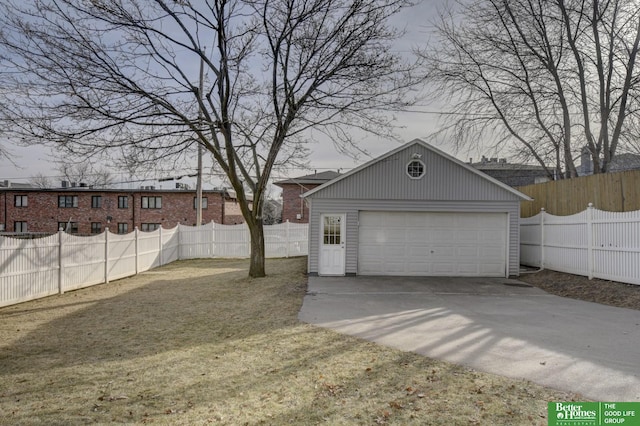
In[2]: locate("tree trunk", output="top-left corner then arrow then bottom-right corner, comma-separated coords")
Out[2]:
247,217 -> 266,278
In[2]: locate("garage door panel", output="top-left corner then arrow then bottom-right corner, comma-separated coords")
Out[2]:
428,215 -> 456,227
407,263 -> 430,274
456,231 -> 480,243
383,246 -> 406,257
482,247 -> 504,258
481,263 -> 505,274
358,211 -> 506,277
359,261 -> 383,274
432,247 -> 456,257
457,263 -> 480,274
432,263 -> 455,274
385,232 -> 408,243
406,230 -> 429,242
384,261 -> 409,274
359,230 -> 386,244
457,247 -> 479,257
430,229 -> 454,242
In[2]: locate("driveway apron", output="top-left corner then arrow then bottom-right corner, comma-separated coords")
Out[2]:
299,276 -> 640,401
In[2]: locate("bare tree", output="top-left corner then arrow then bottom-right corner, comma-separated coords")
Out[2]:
0,0 -> 421,277
29,173 -> 52,189
30,163 -> 115,188
56,163 -> 116,188
422,0 -> 640,178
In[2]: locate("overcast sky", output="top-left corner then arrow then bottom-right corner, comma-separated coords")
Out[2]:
0,1 -> 468,189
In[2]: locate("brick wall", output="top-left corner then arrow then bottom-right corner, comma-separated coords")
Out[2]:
0,189 -> 226,234
223,198 -> 243,224
280,183 -> 320,224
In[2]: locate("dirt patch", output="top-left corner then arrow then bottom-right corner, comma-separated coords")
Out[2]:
0,258 -> 579,425
519,269 -> 640,310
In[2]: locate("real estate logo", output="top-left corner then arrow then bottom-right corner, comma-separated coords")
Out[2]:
550,402 -> 597,425
548,402 -> 640,426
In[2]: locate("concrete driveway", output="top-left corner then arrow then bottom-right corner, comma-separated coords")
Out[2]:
299,275 -> 640,401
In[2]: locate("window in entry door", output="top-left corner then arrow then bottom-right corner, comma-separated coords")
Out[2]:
323,216 -> 341,245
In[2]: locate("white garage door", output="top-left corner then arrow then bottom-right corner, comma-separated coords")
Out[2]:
358,211 -> 507,276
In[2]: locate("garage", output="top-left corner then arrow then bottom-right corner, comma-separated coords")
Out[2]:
358,211 -> 507,276
302,138 -> 531,277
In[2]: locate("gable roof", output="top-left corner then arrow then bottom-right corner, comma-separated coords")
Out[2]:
302,138 -> 532,201
274,170 -> 341,186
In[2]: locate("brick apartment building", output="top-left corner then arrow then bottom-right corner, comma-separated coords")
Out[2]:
0,186 -> 245,235
274,171 -> 340,223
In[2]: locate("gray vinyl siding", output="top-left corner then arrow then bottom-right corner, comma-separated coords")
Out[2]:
310,144 -> 521,202
308,199 -> 522,277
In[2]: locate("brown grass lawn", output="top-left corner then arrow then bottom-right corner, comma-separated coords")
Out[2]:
0,258 -> 578,425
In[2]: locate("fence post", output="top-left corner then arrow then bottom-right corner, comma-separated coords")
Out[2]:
246,225 -> 251,258
159,226 -> 163,267
104,228 -> 110,284
540,208 -> 545,270
587,203 -> 594,280
211,221 -> 216,258
58,228 -> 64,295
177,222 -> 182,261
134,226 -> 139,274
285,220 -> 290,258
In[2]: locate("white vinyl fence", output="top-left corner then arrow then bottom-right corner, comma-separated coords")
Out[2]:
0,221 -> 308,308
520,205 -> 640,285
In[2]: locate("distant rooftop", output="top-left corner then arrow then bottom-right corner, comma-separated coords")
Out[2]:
471,156 -> 546,171
274,170 -> 341,186
609,153 -> 640,172
0,180 -> 34,189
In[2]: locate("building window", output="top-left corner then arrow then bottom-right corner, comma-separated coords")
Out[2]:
58,222 -> 78,233
141,223 -> 161,232
323,216 -> 342,245
14,221 -> 27,233
141,196 -> 162,209
91,222 -> 102,234
194,197 -> 208,209
58,195 -> 78,208
406,160 -> 425,179
117,223 -> 128,234
118,196 -> 128,209
91,195 -> 102,208
14,195 -> 28,207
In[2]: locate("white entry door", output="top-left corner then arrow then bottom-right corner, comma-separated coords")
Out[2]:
318,214 -> 346,275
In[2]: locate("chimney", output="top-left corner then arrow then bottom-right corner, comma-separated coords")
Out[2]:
61,181 -> 69,188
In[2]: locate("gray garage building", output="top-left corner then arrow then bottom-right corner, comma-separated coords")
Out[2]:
302,139 -> 531,277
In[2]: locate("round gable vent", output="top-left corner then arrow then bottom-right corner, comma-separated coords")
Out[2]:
406,159 -> 425,179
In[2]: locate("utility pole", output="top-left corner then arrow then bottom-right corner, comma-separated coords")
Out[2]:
196,48 -> 205,226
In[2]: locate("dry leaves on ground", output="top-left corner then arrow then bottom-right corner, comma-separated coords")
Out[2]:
1,258 -> 579,425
